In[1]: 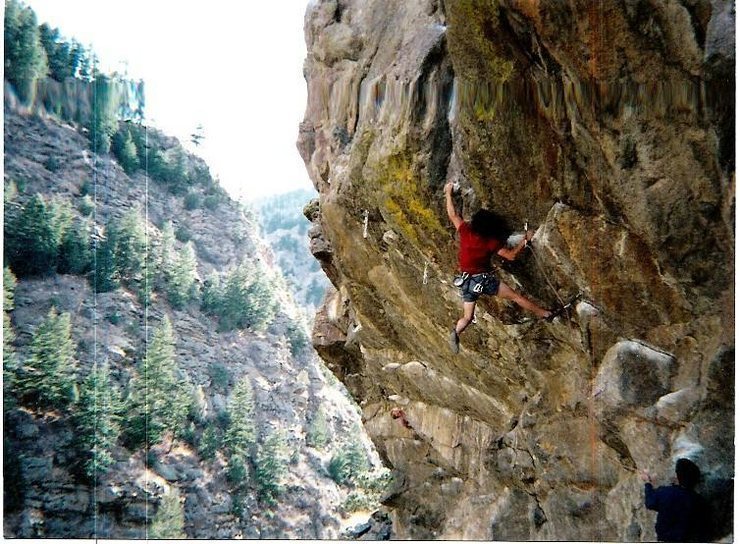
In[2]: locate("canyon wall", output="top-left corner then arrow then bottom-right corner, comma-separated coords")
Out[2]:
298,0 -> 734,539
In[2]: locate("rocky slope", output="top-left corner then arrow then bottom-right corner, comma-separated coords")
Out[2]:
298,0 -> 734,540
3,100 -> 384,538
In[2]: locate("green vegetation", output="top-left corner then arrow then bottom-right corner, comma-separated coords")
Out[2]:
286,321 -> 310,357
75,364 -> 121,481
123,316 -> 193,448
4,194 -> 59,276
327,430 -> 369,486
4,0 -> 47,103
341,470 -> 393,513
57,218 -> 92,275
254,429 -> 288,506
149,489 -> 186,539
111,126 -> 139,174
306,406 -> 330,449
16,307 -> 77,411
92,228 -> 118,293
184,191 -> 201,210
3,268 -> 18,409
201,263 -> 278,332
175,224 -> 191,243
5,0 -> 143,133
38,22 -> 90,82
167,242 -> 198,309
209,363 -> 231,390
197,426 -> 223,461
224,376 -> 256,457
256,189 -> 329,311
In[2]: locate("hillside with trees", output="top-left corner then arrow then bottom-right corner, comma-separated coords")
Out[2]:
255,189 -> 330,317
2,0 -> 390,538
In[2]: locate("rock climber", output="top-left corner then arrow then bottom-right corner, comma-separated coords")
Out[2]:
390,407 -> 412,429
444,181 -> 552,353
641,458 -> 709,542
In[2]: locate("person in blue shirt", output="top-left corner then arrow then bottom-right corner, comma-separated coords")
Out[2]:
641,458 -> 708,542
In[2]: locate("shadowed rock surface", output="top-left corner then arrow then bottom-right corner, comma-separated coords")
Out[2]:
299,0 -> 734,540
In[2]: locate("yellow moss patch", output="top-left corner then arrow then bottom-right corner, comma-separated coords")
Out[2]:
373,152 -> 446,247
446,0 -> 515,84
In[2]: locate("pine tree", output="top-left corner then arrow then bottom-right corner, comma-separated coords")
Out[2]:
306,406 -> 330,449
254,429 -> 288,505
92,228 -> 118,293
167,242 -> 198,309
4,194 -> 59,276
112,209 -> 146,283
224,376 -> 256,457
3,268 -> 18,409
165,147 -> 189,195
111,126 -> 139,174
149,488 -> 186,539
18,308 -> 76,411
124,317 -> 191,448
208,263 -> 277,332
4,0 -> 48,103
49,197 -> 74,249
58,218 -> 92,275
345,430 -> 369,481
200,272 -> 222,315
157,220 -> 176,281
38,23 -> 75,82
328,432 -> 369,486
75,363 -> 121,481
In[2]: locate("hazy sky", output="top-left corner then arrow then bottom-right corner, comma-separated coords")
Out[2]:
24,0 -> 314,201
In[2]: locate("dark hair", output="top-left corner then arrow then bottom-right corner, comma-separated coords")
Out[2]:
470,209 -> 511,241
675,458 -> 700,489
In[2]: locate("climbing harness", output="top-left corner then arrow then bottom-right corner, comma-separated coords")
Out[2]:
453,271 -> 469,287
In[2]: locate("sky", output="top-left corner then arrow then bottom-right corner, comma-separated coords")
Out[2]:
24,0 -> 314,202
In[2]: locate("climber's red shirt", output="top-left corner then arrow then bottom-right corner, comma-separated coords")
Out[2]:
457,221 -> 502,274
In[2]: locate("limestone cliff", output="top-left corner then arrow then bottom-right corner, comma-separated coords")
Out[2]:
299,0 -> 734,540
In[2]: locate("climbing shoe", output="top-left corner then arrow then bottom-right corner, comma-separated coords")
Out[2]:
449,330 -> 460,354
545,293 -> 581,322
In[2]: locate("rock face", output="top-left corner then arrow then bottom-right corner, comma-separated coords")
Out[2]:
299,0 -> 734,540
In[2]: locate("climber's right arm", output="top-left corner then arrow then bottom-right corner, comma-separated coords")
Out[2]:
444,182 -> 463,230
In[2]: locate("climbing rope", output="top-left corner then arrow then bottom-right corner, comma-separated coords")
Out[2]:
523,220 -> 566,308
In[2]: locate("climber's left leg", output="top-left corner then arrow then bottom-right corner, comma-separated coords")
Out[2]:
456,301 -> 476,334
497,281 -> 550,319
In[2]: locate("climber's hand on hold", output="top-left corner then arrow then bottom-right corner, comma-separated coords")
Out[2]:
444,181 -> 455,195
639,469 -> 652,483
524,229 -> 535,246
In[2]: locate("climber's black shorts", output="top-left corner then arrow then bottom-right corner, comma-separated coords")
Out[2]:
459,272 -> 500,302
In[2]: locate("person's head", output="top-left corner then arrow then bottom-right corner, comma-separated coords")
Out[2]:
470,209 -> 511,241
390,408 -> 403,419
675,458 -> 700,489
